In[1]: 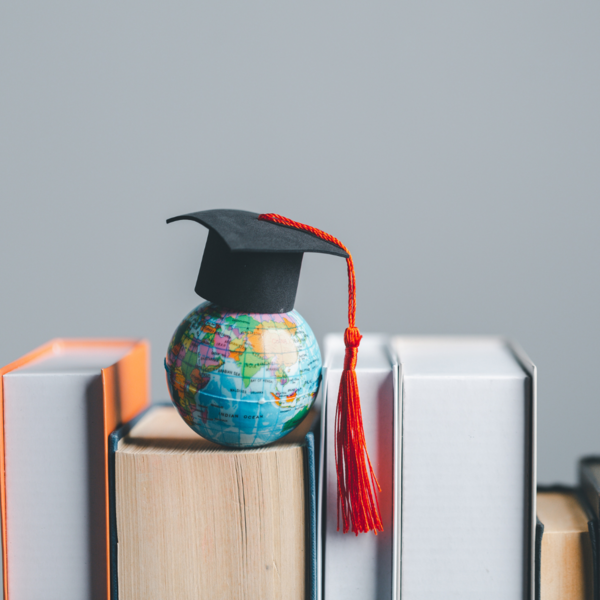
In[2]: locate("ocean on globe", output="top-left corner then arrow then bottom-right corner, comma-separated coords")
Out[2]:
165,301 -> 322,448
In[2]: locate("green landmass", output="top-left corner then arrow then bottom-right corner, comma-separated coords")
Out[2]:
255,319 -> 295,333
282,402 -> 311,432
239,348 -> 270,387
180,348 -> 198,380
224,314 -> 261,334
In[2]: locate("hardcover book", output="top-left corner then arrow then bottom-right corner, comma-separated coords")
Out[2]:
392,336 -> 536,600
319,334 -> 399,600
110,403 -> 319,600
535,485 -> 596,600
578,456 -> 600,599
0,339 -> 149,600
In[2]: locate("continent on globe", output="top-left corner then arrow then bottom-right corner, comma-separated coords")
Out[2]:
165,302 -> 322,448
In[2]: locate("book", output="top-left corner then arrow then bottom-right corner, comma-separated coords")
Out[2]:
392,336 -> 536,600
110,403 -> 319,600
0,339 -> 150,600
579,456 -> 600,599
580,456 -> 600,520
535,486 -> 595,600
319,334 -> 399,600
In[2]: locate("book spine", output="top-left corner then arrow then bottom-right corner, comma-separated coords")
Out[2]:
534,517 -> 543,600
579,458 -> 600,600
578,488 -> 600,600
305,430 -> 317,600
108,430 -> 119,600
109,403 -> 168,600
587,519 -> 599,600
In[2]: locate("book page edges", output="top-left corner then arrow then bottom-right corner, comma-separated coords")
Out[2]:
110,403 -> 318,600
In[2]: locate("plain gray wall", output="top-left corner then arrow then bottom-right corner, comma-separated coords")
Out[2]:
1,1 -> 599,485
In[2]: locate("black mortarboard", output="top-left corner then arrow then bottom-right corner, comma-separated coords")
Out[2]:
167,209 -> 349,314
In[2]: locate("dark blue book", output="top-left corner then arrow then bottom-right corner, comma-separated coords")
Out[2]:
109,403 -> 319,600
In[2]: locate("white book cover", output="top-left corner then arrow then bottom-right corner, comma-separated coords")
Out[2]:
1,341 -> 149,600
393,336 -> 536,600
318,334 -> 400,600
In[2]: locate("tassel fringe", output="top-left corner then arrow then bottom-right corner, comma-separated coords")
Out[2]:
335,327 -> 382,534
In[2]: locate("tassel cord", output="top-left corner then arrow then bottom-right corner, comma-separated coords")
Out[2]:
258,213 -> 383,535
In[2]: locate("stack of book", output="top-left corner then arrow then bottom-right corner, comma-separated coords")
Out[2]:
320,335 -> 536,600
0,335 -> 594,600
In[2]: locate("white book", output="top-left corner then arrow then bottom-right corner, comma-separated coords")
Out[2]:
1,340 -> 149,600
318,334 -> 400,600
392,336 -> 536,600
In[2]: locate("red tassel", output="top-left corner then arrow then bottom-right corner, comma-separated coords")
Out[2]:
258,213 -> 383,535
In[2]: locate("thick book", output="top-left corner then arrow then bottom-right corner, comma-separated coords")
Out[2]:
392,336 -> 536,600
0,339 -> 150,600
109,403 -> 319,600
579,457 -> 600,599
535,486 -> 596,600
319,334 -> 400,600
580,457 -> 600,520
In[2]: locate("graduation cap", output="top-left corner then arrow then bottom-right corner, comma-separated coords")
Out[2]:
167,208 -> 382,535
166,209 -> 348,314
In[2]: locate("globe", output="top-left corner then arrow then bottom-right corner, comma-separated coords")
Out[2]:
165,301 -> 322,448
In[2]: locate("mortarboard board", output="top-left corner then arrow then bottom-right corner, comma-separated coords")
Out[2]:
167,208 -> 382,535
167,209 -> 348,314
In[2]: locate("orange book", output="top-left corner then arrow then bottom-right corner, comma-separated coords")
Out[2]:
0,339 -> 150,600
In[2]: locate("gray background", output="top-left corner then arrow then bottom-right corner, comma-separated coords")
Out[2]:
1,1 -> 598,485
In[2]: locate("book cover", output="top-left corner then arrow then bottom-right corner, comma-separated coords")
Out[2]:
0,339 -> 149,600
319,334 -> 399,600
392,336 -> 536,600
579,457 -> 600,600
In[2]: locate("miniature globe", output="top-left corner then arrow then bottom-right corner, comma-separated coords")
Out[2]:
165,301 -> 322,448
